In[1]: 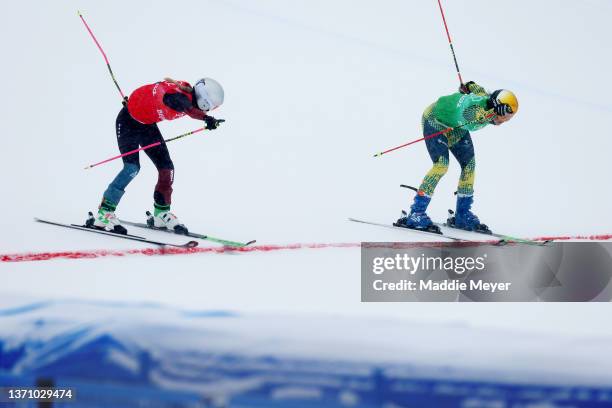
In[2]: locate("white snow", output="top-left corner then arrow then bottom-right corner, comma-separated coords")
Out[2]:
1,0 -> 612,386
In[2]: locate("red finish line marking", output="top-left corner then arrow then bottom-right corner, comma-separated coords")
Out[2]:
0,243 -> 361,263
2,234 -> 612,263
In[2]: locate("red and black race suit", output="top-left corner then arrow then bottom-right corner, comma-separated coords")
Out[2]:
127,80 -> 206,125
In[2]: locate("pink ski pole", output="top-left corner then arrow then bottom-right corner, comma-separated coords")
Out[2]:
78,10 -> 126,101
437,0 -> 464,87
373,112 -> 496,157
84,127 -> 206,169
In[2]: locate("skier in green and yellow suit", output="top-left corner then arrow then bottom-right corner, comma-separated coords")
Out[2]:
396,81 -> 518,234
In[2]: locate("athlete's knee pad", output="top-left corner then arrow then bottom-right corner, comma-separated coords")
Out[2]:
103,163 -> 140,205
154,168 -> 174,206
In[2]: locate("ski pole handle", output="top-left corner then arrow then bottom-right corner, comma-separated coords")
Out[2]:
84,127 -> 206,170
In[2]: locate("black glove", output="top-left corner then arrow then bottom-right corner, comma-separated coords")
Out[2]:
491,98 -> 512,116
459,81 -> 476,94
204,116 -> 225,130
489,90 -> 514,117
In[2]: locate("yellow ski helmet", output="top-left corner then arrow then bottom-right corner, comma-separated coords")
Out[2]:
491,89 -> 519,115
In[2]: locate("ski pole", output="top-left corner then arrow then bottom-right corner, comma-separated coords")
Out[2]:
373,112 -> 496,158
84,127 -> 206,170
78,10 -> 127,102
437,0 -> 464,87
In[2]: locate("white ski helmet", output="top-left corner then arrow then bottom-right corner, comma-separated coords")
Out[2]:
193,78 -> 224,111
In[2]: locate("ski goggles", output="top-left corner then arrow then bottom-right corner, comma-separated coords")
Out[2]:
194,80 -> 214,111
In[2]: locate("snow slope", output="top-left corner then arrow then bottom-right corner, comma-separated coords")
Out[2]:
1,0 -> 612,383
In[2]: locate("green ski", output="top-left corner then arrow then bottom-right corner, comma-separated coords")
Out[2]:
120,216 -> 256,248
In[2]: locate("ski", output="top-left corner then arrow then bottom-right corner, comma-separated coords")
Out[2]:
120,216 -> 256,248
399,185 -> 552,246
439,210 -> 552,246
34,218 -> 199,248
438,221 -> 552,246
348,218 -> 505,245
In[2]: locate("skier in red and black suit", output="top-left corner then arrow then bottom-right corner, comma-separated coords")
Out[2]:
93,77 -> 225,234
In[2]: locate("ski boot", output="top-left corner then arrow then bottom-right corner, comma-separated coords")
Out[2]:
394,194 -> 441,234
147,204 -> 189,235
446,195 -> 491,234
88,199 -> 128,235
